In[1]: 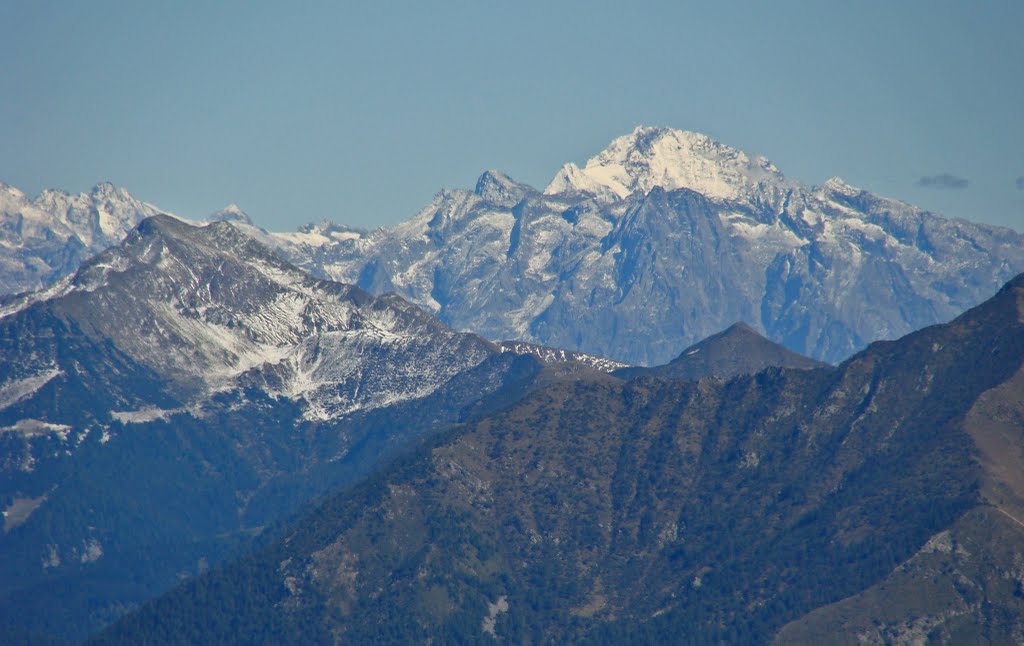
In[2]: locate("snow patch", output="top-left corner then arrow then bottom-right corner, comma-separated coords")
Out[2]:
1,419 -> 72,439
42,544 -> 61,568
80,537 -> 103,563
0,274 -> 76,320
498,341 -> 628,372
726,216 -> 804,247
0,368 -> 63,411
274,228 -> 362,248
110,407 -> 187,424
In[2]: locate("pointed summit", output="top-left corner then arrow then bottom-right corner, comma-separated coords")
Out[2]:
820,176 -> 861,197
90,181 -> 121,197
474,170 -> 531,208
544,126 -> 790,202
616,321 -> 826,381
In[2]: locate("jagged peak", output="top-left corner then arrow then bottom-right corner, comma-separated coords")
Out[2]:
88,181 -> 138,203
475,169 -> 518,190
91,180 -> 118,195
26,181 -> 144,213
544,126 -> 789,202
474,170 -> 531,208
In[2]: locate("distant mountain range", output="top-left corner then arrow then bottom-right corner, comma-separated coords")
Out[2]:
0,181 -> 163,296
4,127 -> 1024,366
264,127 -> 1024,365
94,271 -> 1024,645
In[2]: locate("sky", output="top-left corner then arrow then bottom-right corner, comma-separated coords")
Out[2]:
1,1 -> 1022,232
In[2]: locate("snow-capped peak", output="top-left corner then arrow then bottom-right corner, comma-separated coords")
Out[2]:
820,176 -> 860,197
209,203 -> 253,225
544,126 -> 789,202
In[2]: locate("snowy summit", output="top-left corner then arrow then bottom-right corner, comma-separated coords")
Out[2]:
544,126 -> 791,202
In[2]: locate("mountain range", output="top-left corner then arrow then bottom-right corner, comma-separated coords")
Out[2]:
0,215 -> 587,641
94,271 -> 1024,644
264,127 -> 1024,365
0,209 -> 830,641
3,127 -> 1024,643
4,127 -> 1024,367
0,206 -> 841,641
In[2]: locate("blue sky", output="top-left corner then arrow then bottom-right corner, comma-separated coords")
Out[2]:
1,1 -> 1022,232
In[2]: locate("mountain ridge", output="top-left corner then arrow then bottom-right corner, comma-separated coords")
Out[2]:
93,271 -> 1024,644
0,215 -> 571,641
0,180 -> 165,296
